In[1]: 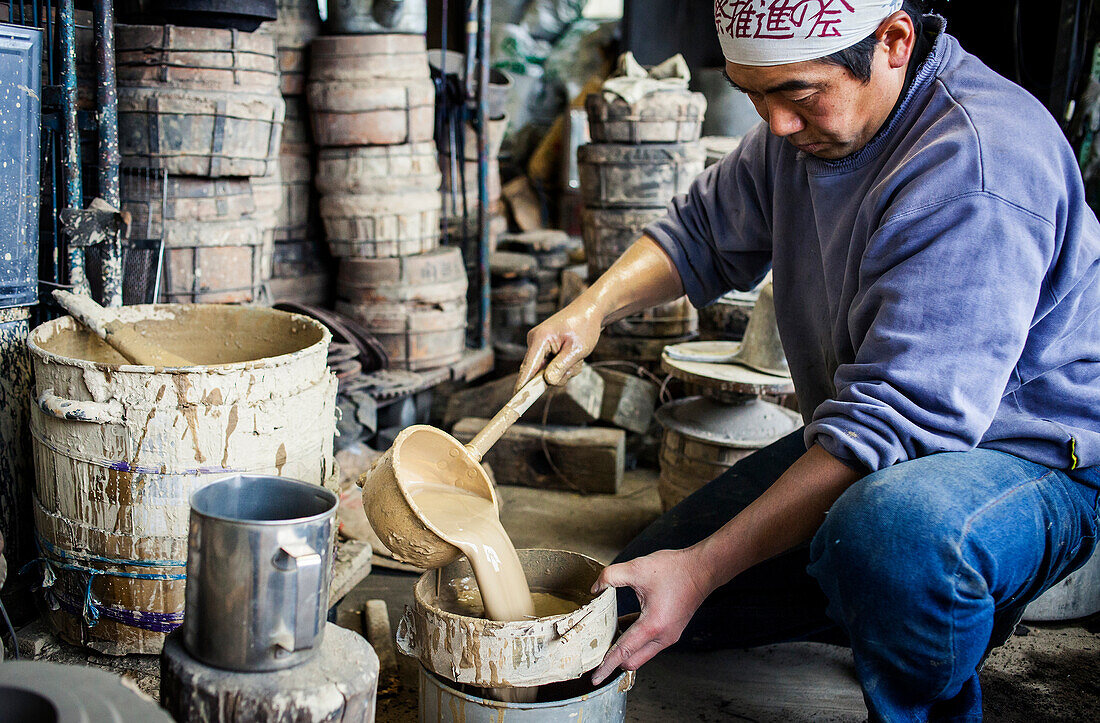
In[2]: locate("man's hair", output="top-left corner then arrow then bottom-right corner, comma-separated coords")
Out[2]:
821,0 -> 929,83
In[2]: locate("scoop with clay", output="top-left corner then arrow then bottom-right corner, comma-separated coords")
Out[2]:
361,373 -> 549,569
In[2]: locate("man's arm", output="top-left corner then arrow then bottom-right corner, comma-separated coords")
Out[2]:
516,235 -> 683,388
590,443 -> 862,685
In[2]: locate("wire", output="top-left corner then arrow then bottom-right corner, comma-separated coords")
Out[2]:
0,597 -> 20,660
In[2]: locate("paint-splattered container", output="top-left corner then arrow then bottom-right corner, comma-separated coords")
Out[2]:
418,666 -> 635,723
397,549 -> 617,690
26,304 -> 337,654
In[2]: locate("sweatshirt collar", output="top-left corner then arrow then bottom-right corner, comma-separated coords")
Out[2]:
804,15 -> 947,177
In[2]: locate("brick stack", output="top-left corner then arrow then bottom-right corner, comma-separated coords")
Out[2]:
116,24 -> 284,304
579,80 -> 707,369
263,0 -> 332,305
309,33 -> 465,370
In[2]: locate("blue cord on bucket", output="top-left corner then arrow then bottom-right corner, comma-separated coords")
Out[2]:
20,532 -> 186,631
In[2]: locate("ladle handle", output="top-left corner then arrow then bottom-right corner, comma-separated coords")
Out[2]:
464,374 -> 548,462
52,290 -> 194,367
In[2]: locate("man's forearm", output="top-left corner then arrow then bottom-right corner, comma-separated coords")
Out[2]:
582,235 -> 684,326
688,444 -> 864,595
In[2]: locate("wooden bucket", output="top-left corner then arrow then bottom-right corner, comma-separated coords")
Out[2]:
656,396 -> 801,511
160,215 -> 276,304
491,280 -> 537,345
577,142 -> 705,209
320,190 -> 441,258
310,34 -> 429,82
397,549 -> 617,689
585,90 -> 706,144
119,86 -> 284,177
121,175 -> 257,232
609,296 -> 698,338
115,24 -> 279,92
440,158 -> 502,214
315,143 -> 440,196
308,76 -> 435,147
336,246 -> 465,305
699,290 -> 758,341
26,305 -> 337,654
336,296 -> 467,372
581,206 -> 665,278
269,239 -> 332,305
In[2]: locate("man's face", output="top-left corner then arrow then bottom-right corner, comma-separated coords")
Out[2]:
723,14 -> 913,160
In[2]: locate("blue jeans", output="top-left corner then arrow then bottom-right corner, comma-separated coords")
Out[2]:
615,430 -> 1100,721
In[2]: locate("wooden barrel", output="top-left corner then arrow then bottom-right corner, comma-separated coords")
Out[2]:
336,246 -> 465,305
121,175 -> 257,231
335,298 -> 467,372
316,142 -> 440,196
591,331 -> 698,372
609,296 -> 698,338
119,86 -> 284,177
280,96 -> 313,156
274,153 -> 312,241
249,165 -> 283,218
581,206 -> 664,278
491,280 -> 537,345
655,396 -> 801,511
268,0 -> 322,95
27,305 -> 337,654
116,24 -> 279,92
578,142 -> 705,209
308,76 -> 435,147
585,91 -> 706,144
320,190 -> 441,258
268,240 -> 332,305
699,289 -> 758,341
160,215 -> 277,304
310,34 -> 429,82
440,158 -> 502,214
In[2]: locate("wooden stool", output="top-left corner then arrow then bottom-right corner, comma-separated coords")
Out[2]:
160,624 -> 379,723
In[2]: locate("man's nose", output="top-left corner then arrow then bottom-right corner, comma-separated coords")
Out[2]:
766,102 -> 805,137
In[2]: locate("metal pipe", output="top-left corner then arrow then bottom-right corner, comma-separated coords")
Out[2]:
94,0 -> 122,306
58,0 -> 87,293
475,0 -> 491,348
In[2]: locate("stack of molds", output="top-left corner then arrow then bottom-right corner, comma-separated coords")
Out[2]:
117,24 -> 284,304
579,53 -> 706,369
262,0 -> 333,305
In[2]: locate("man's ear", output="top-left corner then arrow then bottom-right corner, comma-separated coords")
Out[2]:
878,10 -> 917,71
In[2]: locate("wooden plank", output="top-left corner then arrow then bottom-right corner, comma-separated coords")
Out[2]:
451,418 -> 624,494
596,368 -> 658,434
443,365 -> 605,428
364,600 -> 401,698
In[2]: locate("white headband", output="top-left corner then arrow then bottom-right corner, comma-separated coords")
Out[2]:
715,0 -> 905,67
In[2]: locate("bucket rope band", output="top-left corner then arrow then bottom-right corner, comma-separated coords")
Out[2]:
21,531 -> 186,631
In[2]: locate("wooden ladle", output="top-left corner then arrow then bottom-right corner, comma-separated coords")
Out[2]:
52,290 -> 195,367
361,373 -> 550,569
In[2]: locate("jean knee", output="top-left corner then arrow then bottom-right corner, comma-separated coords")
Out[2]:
808,466 -> 967,622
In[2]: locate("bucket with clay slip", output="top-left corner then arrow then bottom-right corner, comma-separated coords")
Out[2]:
419,667 -> 636,723
397,549 -> 617,690
26,304 -> 337,655
184,474 -> 338,671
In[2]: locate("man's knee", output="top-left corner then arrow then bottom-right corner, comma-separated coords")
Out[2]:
807,456 -> 974,621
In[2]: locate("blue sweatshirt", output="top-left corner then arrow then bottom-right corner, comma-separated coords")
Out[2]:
647,22 -> 1100,474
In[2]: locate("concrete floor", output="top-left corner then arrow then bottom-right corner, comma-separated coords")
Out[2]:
345,469 -> 1100,722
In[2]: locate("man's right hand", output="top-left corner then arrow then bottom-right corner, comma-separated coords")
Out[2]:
516,301 -> 604,388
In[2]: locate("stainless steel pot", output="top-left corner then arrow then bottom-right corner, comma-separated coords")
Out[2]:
183,475 -> 338,672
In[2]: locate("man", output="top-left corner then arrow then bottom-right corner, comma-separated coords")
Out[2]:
516,1 -> 1100,719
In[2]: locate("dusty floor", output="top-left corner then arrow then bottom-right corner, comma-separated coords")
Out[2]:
346,468 -> 1100,722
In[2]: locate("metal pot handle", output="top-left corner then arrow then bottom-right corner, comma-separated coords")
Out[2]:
281,541 -> 323,651
395,606 -> 417,656
36,389 -> 123,425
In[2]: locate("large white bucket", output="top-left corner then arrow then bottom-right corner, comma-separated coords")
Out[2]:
26,304 -> 337,654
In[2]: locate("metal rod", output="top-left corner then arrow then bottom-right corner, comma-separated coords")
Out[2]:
475,0 -> 491,348
58,0 -> 87,293
94,0 -> 122,306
